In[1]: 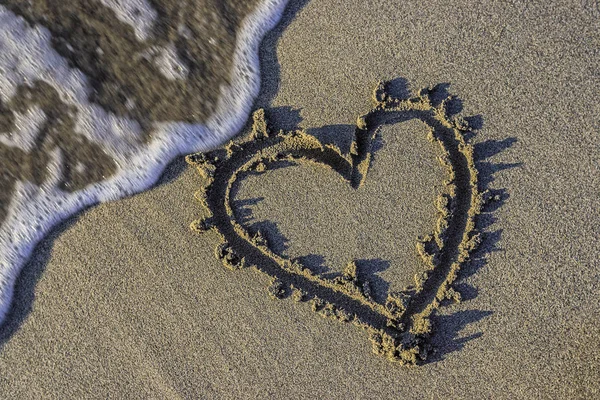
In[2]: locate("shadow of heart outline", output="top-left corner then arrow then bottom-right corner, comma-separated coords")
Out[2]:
186,80 -> 486,366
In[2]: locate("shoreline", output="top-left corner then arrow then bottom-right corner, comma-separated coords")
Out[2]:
0,0 -> 598,397
0,0 -> 290,325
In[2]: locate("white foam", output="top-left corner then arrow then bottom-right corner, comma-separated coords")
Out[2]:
153,43 -> 190,81
97,0 -> 158,41
0,0 -> 290,325
0,106 -> 46,152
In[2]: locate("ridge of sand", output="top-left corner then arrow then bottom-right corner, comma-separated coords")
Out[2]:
186,81 -> 486,365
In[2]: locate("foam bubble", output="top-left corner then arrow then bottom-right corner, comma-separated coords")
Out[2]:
0,0 -> 290,325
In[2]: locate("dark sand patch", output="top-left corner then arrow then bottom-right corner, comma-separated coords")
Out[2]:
0,0 -> 261,225
0,81 -> 116,223
1,0 -> 260,123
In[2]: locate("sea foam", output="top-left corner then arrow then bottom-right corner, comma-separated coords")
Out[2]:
0,0 -> 290,325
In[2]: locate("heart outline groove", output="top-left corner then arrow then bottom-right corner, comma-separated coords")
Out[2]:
186,81 -> 487,366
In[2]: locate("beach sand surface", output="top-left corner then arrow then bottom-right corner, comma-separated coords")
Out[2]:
1,0 -> 599,398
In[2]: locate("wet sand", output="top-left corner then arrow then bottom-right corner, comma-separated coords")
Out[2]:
0,0 -> 599,398
0,0 -> 260,225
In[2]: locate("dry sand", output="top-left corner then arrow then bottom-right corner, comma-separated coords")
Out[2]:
1,0 -> 599,398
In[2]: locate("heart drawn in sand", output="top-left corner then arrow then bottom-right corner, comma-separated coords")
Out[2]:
186,81 -> 487,365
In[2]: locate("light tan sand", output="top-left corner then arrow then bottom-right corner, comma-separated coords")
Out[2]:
236,118 -> 442,293
1,0 -> 599,398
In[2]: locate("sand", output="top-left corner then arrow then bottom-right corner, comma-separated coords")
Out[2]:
0,0 -> 599,398
0,0 -> 260,210
1,0 -> 259,123
0,0 -> 288,320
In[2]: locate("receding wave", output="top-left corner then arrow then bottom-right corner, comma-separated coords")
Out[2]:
0,0 -> 290,325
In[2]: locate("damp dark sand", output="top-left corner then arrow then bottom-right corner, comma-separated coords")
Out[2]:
0,0 -> 288,322
0,0 -> 261,224
0,0 -> 599,398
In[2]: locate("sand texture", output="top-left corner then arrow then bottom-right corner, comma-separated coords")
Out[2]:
0,0 -> 599,398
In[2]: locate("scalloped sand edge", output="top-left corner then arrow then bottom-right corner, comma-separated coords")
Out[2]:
187,80 -> 485,366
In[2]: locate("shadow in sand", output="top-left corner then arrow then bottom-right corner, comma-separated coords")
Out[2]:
294,254 -> 330,275
250,220 -> 291,255
0,211 -> 84,347
354,259 -> 391,304
0,0 -> 313,347
429,309 -> 494,360
232,197 -> 265,225
424,106 -> 521,363
235,80 -> 521,364
290,256 -> 392,304
253,0 -> 312,110
307,124 -> 357,154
